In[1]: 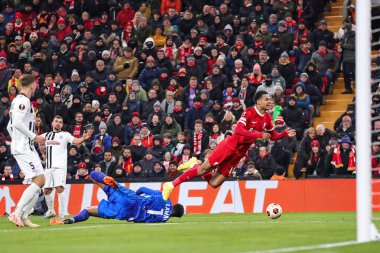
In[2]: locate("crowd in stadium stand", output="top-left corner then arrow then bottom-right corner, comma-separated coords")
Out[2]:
0,0 -> 363,182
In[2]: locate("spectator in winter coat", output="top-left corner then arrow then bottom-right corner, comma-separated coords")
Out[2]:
113,47 -> 139,81
138,56 -> 160,90
253,146 -> 279,180
300,72 -> 322,108
304,61 -> 324,92
336,115 -> 355,141
281,96 -> 305,140
316,124 -> 338,151
271,65 -> 287,91
127,134 -> 147,162
100,150 -> 117,176
161,113 -> 182,138
139,150 -> 157,176
185,55 -> 203,81
293,127 -> 317,178
116,2 -> 135,29
161,91 -> 175,114
296,41 -> 313,75
125,91 -> 142,114
331,135 -> 356,175
131,123 -> 154,149
255,74 -> 277,98
236,76 -> 255,107
271,117 -> 297,172
93,121 -> 112,151
310,40 -> 339,82
266,33 -> 285,64
124,112 -> 142,145
306,140 -> 326,177
107,114 -> 125,142
188,119 -> 209,157
277,51 -> 295,89
313,20 -> 335,50
150,161 -> 166,178
184,97 -> 207,130
277,20 -> 294,51
291,82 -> 311,115
150,135 -> 165,160
341,23 -> 355,94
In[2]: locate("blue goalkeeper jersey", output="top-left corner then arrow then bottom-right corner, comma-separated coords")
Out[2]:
131,187 -> 173,223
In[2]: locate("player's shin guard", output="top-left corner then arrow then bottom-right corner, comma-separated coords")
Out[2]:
72,209 -> 90,223
90,171 -> 106,184
15,183 -> 41,217
172,164 -> 200,187
58,191 -> 66,218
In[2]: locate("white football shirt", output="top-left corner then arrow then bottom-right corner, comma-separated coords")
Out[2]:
42,131 -> 75,170
7,94 -> 37,154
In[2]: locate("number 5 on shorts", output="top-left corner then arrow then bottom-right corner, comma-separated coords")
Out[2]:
29,162 -> 35,170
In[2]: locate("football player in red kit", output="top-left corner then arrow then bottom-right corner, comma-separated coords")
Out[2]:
162,91 -> 296,200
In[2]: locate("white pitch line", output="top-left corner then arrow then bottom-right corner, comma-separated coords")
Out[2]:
241,241 -> 363,253
0,224 -> 115,233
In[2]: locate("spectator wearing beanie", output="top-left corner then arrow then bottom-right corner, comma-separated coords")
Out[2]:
161,113 -> 182,138
277,51 -> 295,89
93,121 -> 111,151
110,137 -> 123,160
277,20 -> 294,51
306,139 -> 326,177
331,135 -> 356,175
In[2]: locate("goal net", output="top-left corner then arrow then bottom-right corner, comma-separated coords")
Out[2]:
356,0 -> 380,242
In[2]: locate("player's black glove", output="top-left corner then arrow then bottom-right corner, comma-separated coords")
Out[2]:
124,62 -> 130,68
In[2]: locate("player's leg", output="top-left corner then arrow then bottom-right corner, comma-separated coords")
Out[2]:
53,169 -> 68,219
63,206 -> 99,224
208,171 -> 228,189
162,159 -> 213,200
43,169 -> 56,218
90,171 -> 118,190
163,140 -> 235,200
8,154 -> 44,227
56,186 -> 65,219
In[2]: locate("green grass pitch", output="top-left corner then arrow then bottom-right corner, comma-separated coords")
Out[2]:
0,212 -> 379,253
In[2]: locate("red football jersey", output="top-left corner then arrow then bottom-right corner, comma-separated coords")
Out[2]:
226,106 -> 274,148
237,106 -> 274,133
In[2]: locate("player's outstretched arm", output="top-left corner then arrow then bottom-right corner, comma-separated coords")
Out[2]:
269,128 -> 296,140
72,131 -> 92,145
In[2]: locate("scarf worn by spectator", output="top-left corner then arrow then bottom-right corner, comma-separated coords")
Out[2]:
193,131 -> 203,154
331,145 -> 356,171
2,173 -> 14,181
179,45 -> 193,63
293,29 -> 309,48
122,157 -> 133,174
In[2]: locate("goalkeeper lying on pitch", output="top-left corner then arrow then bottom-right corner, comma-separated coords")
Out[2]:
50,171 -> 184,224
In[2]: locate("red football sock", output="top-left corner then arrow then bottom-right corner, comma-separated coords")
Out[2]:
172,165 -> 200,187
201,172 -> 212,183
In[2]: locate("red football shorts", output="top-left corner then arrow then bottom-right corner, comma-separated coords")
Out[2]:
208,137 -> 247,178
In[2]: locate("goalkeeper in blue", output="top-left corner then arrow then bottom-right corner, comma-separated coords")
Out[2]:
50,171 -> 184,225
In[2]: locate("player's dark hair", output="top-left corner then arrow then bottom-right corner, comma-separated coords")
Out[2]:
171,204 -> 184,218
54,115 -> 63,121
20,74 -> 35,87
253,90 -> 268,104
